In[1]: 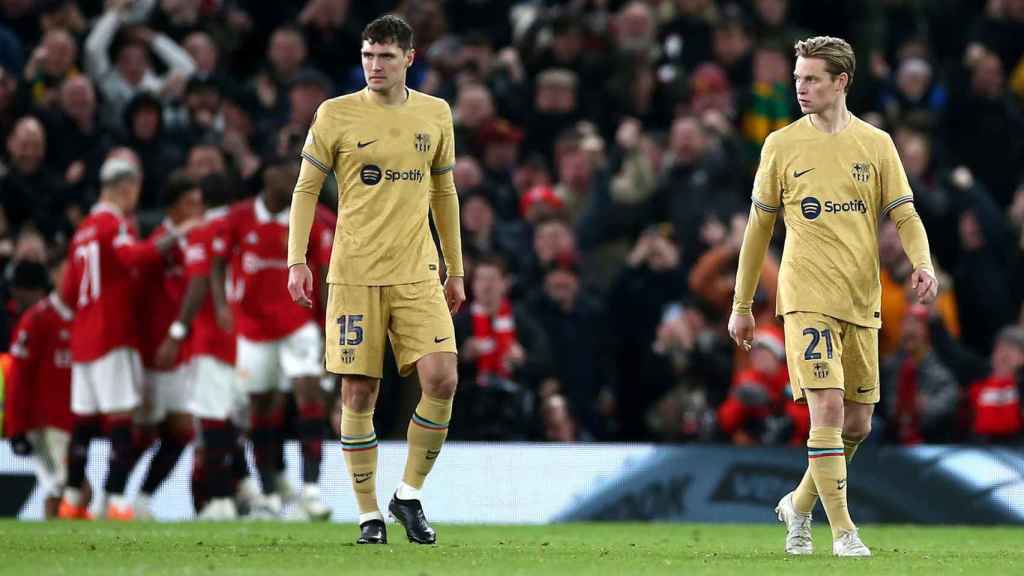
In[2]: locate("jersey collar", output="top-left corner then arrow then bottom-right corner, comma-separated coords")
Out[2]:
49,293 -> 74,321
255,195 -> 289,225
91,201 -> 124,217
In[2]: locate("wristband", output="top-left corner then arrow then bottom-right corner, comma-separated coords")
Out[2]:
169,321 -> 188,340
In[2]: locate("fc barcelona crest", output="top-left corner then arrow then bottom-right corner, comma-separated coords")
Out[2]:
851,162 -> 870,183
415,132 -> 431,153
341,348 -> 356,364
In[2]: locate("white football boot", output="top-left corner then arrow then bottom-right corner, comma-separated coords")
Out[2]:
775,491 -> 813,555
833,529 -> 872,557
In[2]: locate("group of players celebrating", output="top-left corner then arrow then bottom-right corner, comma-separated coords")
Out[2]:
7,12 -> 938,554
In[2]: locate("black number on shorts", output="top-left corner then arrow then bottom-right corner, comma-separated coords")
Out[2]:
803,327 -> 834,360
337,314 -> 364,345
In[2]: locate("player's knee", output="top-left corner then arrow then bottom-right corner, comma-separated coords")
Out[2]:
422,369 -> 458,399
342,376 -> 378,411
843,419 -> 871,443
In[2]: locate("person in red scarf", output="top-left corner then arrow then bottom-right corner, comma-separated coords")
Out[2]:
452,255 -> 551,439
880,304 -> 960,444
717,326 -> 809,445
967,326 -> 1024,443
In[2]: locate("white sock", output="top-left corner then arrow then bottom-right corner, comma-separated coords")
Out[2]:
135,494 -> 152,509
395,482 -> 421,501
109,494 -> 130,509
359,510 -> 384,524
302,483 -> 320,498
63,487 -> 82,507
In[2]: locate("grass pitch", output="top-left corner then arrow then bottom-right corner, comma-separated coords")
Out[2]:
1,521 -> 1020,575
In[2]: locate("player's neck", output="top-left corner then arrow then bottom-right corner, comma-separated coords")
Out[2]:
808,102 -> 852,134
367,83 -> 410,106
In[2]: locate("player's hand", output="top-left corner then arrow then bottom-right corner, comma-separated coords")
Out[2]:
444,276 -> 465,315
911,267 -> 938,305
154,337 -> 180,370
728,312 -> 755,351
10,434 -> 32,456
288,264 -> 314,308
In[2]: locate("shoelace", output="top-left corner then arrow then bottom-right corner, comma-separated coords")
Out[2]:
788,514 -> 812,545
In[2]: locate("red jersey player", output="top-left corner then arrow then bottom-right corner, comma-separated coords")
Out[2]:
212,159 -> 333,519
4,260 -> 75,518
158,173 -> 253,519
130,174 -> 204,519
57,157 -> 197,521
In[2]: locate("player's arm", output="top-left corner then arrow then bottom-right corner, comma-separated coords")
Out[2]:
4,318 -> 37,447
112,224 -> 190,268
429,103 -> 465,314
288,107 -> 333,308
155,242 -> 210,368
730,136 -> 782,350
880,134 -> 937,304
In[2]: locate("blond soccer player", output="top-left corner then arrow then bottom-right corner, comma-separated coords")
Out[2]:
728,36 -> 938,557
286,14 -> 464,545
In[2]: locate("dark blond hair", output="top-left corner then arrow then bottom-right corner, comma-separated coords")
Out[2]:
794,36 -> 856,92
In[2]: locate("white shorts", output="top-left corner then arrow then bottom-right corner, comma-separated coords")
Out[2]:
236,322 -> 323,395
190,355 -> 248,424
27,427 -> 69,498
71,347 -> 142,415
139,365 -> 192,424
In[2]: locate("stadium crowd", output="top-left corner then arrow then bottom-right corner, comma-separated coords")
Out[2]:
1,0 -> 1023,511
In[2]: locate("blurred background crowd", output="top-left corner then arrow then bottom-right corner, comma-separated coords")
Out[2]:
1,0 -> 1023,447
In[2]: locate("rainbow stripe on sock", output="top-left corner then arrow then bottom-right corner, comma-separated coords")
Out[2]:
341,432 -> 378,452
808,447 -> 845,459
411,412 -> 449,431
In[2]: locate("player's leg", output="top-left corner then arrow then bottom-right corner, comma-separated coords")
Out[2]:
237,335 -> 287,515
28,427 -> 70,519
388,280 -> 458,544
327,283 -> 388,543
191,356 -> 241,520
137,366 -> 196,519
61,363 -> 100,519
778,313 -> 850,554
281,322 -> 329,520
93,348 -> 143,520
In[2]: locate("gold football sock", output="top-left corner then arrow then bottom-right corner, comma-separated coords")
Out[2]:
807,426 -> 856,537
401,393 -> 453,490
792,434 -> 863,514
341,408 -> 379,514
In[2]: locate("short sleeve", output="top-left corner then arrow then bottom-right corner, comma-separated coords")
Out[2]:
430,102 -> 455,184
301,104 -> 336,175
751,134 -> 782,213
879,133 -> 914,217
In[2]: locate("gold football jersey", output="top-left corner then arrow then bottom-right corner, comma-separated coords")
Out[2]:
751,115 -> 914,328
301,88 -> 456,286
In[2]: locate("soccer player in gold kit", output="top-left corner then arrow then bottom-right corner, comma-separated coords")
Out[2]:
729,37 -> 938,556
286,15 -> 464,545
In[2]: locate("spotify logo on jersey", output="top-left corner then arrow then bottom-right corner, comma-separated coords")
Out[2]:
801,197 -> 822,220
361,164 -> 382,185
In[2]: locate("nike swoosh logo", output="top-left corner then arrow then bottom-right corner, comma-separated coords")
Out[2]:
856,386 -> 875,394
357,140 -> 377,148
354,473 -> 373,484
434,336 -> 450,343
425,449 -> 441,461
793,168 -> 815,178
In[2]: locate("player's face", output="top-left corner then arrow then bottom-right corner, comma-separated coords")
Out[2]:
794,56 -> 846,114
361,40 -> 414,93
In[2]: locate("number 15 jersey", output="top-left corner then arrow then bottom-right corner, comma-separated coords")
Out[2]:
751,115 -> 914,329
301,87 -> 455,286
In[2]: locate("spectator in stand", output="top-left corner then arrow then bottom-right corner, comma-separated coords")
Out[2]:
19,28 -> 79,111
881,304 -> 960,444
119,92 -> 185,211
42,75 -> 109,215
967,326 -> 1024,443
452,255 -> 551,440
717,326 -> 809,446
85,0 -> 196,130
0,117 -> 66,239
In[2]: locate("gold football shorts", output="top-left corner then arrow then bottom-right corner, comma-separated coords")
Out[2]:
783,311 -> 880,404
326,280 -> 457,378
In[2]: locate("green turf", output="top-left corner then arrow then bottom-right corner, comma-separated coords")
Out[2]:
0,521 -> 1020,575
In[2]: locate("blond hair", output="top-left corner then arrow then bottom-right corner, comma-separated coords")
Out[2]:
794,36 -> 856,92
